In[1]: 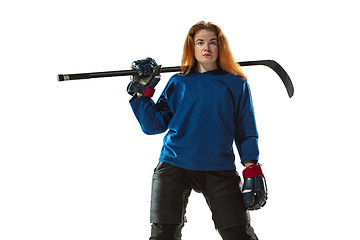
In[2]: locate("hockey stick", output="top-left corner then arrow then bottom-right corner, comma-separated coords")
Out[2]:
58,60 -> 294,98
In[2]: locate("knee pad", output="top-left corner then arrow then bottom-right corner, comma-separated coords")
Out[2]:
150,223 -> 184,240
218,224 -> 258,240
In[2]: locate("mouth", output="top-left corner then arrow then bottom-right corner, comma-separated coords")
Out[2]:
202,54 -> 212,57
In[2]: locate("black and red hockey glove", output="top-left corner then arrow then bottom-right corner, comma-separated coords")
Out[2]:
127,57 -> 161,98
242,164 -> 268,210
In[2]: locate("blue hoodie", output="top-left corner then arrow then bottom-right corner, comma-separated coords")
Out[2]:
129,69 -> 259,171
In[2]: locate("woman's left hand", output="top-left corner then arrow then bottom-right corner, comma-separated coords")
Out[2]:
242,164 -> 268,210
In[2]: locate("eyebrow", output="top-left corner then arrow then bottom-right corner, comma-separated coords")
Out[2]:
196,38 -> 218,42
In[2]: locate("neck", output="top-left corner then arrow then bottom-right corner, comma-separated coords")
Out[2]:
196,62 -> 218,73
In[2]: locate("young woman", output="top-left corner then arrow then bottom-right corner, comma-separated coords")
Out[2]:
127,21 -> 267,240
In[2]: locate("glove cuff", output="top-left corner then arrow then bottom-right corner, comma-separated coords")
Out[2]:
143,86 -> 155,98
243,164 -> 264,178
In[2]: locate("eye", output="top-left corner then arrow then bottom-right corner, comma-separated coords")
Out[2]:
210,41 -> 217,46
197,41 -> 204,46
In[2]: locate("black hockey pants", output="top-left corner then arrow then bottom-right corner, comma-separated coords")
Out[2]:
149,162 -> 259,240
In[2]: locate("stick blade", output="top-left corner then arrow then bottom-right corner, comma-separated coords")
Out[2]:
265,60 -> 294,98
240,60 -> 294,98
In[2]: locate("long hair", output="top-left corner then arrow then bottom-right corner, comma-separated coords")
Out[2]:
181,21 -> 247,79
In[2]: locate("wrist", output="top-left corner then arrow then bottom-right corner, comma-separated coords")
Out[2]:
243,160 -> 257,168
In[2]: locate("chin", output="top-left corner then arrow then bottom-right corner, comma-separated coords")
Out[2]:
199,59 -> 217,64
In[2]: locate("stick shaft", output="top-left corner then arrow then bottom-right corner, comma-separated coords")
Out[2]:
58,60 -> 271,81
57,60 -> 293,97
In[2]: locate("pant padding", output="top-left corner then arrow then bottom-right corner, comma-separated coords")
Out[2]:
149,223 -> 184,240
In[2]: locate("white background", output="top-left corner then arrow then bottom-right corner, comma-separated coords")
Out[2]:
1,0 -> 359,239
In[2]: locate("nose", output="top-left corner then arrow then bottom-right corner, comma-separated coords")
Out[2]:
203,42 -> 211,52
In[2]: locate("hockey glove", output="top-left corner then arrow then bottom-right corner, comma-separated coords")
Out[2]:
242,164 -> 268,210
127,57 -> 161,98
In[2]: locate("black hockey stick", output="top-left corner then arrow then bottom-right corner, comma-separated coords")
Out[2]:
58,60 -> 294,98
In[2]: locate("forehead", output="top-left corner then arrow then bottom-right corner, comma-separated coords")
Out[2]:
194,29 -> 217,40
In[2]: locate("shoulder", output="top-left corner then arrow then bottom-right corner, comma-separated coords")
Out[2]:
166,72 -> 199,84
161,73 -> 182,87
218,71 -> 248,88
223,71 -> 247,83
168,72 -> 187,81
215,72 -> 252,100
160,73 -> 187,97
172,71 -> 199,78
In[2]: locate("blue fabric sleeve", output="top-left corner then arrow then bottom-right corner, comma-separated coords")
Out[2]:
234,81 -> 259,163
129,94 -> 173,135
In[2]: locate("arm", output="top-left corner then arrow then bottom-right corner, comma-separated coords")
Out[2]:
127,58 -> 173,134
130,92 -> 173,135
234,81 -> 267,210
234,81 -> 259,165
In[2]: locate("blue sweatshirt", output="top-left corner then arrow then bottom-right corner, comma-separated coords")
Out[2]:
129,69 -> 259,171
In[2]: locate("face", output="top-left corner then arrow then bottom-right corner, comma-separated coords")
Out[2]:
194,29 -> 219,71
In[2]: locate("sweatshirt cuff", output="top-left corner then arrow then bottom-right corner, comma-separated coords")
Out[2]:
129,95 -> 138,102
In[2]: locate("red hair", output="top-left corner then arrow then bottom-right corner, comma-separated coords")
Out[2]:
181,21 -> 247,79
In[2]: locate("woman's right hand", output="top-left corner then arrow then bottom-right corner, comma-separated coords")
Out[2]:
126,57 -> 161,98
